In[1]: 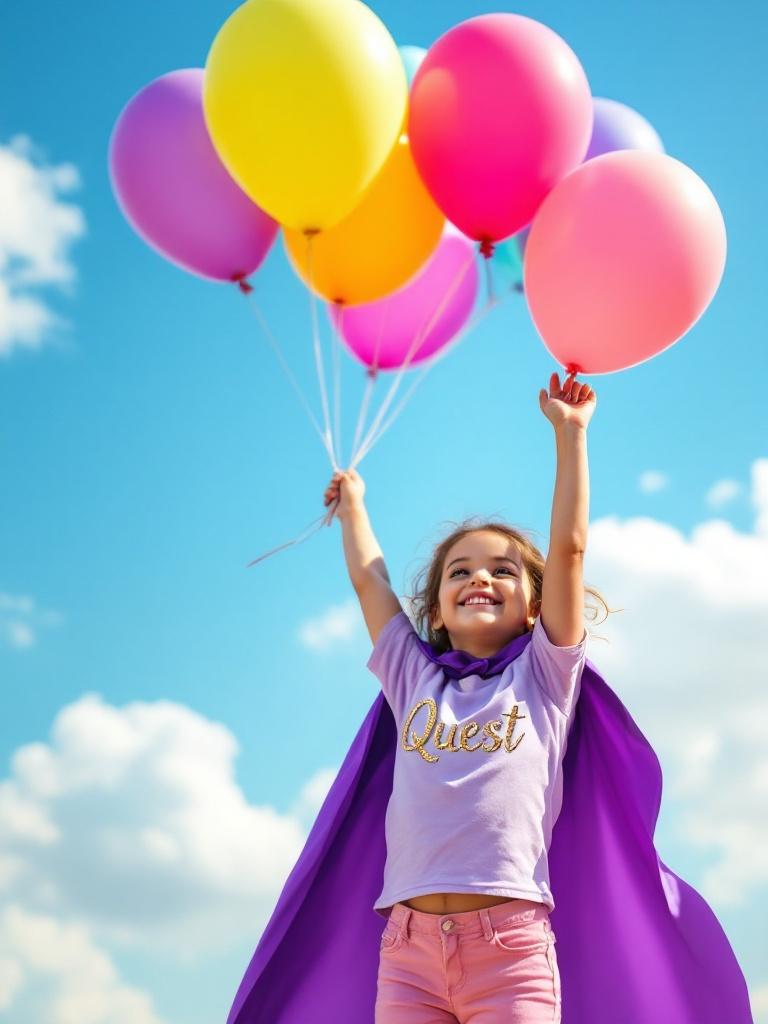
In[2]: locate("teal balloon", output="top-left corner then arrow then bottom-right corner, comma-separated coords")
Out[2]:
493,229 -> 529,293
398,45 -> 427,89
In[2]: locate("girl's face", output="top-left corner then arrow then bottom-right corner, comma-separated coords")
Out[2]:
431,530 -> 535,657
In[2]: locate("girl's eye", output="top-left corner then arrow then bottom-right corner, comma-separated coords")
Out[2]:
449,566 -> 515,578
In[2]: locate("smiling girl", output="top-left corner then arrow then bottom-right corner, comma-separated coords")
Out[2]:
323,371 -> 610,1023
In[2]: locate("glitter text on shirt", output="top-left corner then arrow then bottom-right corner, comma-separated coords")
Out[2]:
401,697 -> 526,763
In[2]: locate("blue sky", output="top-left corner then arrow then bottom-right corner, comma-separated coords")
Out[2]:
1,1 -> 766,1022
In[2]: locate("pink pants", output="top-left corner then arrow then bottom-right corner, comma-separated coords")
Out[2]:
375,900 -> 561,1024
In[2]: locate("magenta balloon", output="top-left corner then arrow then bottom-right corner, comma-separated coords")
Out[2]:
524,151 -> 727,374
329,228 -> 479,371
408,15 -> 592,243
109,69 -> 278,282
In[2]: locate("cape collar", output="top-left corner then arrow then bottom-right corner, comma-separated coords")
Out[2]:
414,627 -> 531,680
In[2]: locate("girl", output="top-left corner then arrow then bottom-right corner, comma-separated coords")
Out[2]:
323,370 -> 606,1024
226,373 -> 751,1024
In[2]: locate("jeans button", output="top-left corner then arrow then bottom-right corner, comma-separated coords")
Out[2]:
441,920 -> 454,931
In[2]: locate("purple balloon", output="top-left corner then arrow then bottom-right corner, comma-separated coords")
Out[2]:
585,97 -> 665,161
329,227 -> 479,371
109,69 -> 278,282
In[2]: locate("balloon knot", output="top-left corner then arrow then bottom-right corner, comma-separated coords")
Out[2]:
565,362 -> 581,376
304,227 -> 321,238
232,273 -> 254,295
479,239 -> 495,260
366,367 -> 379,380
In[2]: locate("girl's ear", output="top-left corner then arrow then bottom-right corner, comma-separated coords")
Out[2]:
431,606 -> 443,631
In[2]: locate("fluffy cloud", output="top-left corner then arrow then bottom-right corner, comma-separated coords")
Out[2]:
0,695 -> 318,961
0,135 -> 85,357
297,597 -> 360,651
0,592 -> 63,651
0,905 -> 167,1024
638,469 -> 669,493
706,478 -> 742,508
583,457 -> 768,907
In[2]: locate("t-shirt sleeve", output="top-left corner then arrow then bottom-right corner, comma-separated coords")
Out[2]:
527,614 -> 587,717
366,610 -> 432,719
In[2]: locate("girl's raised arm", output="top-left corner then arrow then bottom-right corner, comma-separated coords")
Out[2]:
324,469 -> 403,645
537,372 -> 597,648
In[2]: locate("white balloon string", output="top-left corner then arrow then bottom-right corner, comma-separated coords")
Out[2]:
351,290 -> 499,467
331,297 -> 343,468
306,233 -> 340,471
243,290 -> 332,461
246,506 -> 336,568
349,246 -> 478,470
343,295 -> 385,463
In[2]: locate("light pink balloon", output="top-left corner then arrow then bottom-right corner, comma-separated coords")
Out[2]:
328,227 -> 479,371
408,14 -> 592,243
524,150 -> 727,374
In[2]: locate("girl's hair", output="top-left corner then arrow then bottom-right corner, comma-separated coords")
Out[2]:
406,517 -> 619,653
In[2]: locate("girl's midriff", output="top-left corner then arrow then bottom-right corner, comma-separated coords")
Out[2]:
401,893 -> 546,916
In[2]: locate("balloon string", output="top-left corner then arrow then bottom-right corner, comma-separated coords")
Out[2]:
352,290 -> 499,467
345,297 -> 387,461
484,251 -> 496,304
306,233 -> 341,471
331,298 -> 343,468
241,287 -> 335,464
349,246 -> 478,470
246,505 -> 336,568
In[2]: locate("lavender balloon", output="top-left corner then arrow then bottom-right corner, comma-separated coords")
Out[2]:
329,226 -> 479,371
585,97 -> 665,160
109,68 -> 278,282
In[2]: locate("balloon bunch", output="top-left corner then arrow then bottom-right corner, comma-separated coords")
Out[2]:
108,0 -> 727,559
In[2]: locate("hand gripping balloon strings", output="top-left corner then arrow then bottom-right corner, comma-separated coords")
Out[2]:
348,245 -> 485,470
245,244 -> 495,567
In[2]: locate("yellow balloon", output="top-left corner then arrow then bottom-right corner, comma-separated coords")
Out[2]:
203,0 -> 408,232
283,134 -> 444,305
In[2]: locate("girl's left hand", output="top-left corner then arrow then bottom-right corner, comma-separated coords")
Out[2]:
539,371 -> 596,430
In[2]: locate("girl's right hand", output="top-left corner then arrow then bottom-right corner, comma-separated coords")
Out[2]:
324,468 -> 366,522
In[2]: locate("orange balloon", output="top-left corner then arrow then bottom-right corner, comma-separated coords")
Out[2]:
283,134 -> 444,305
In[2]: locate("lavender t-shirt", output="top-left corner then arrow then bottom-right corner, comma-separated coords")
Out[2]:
366,610 -> 588,918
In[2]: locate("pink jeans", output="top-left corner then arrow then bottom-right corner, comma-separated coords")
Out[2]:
375,900 -> 561,1024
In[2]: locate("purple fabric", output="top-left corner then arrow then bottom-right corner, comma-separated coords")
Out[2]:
227,632 -> 753,1024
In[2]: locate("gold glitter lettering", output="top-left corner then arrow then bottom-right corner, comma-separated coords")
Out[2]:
459,722 -> 483,752
401,698 -> 527,762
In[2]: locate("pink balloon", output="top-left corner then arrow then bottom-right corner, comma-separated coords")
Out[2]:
524,150 -> 727,374
328,227 -> 479,371
109,69 -> 278,282
408,14 -> 592,244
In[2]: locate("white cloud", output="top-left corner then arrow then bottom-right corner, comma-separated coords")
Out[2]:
297,597 -> 362,651
0,135 -> 85,358
0,591 -> 63,651
0,905 -> 167,1024
706,478 -> 742,508
585,456 -> 768,908
638,469 -> 668,493
0,695 -> 312,961
751,983 -> 768,1023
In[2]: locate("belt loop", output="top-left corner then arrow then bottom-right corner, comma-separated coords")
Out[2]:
401,907 -> 412,940
479,908 -> 494,941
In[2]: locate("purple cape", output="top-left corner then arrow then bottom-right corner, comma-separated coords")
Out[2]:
227,630 -> 753,1023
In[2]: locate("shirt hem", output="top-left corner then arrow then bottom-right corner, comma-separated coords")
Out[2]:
373,883 -> 554,917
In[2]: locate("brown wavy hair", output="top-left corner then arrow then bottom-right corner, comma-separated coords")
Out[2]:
405,517 -> 619,653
